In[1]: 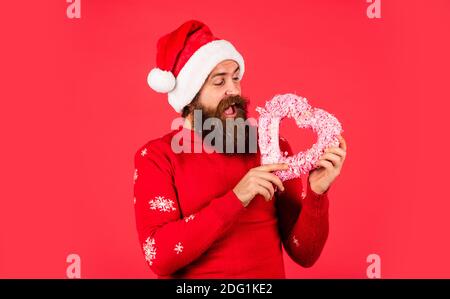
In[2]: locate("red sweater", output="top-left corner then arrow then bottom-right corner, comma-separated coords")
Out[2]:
133,126 -> 329,278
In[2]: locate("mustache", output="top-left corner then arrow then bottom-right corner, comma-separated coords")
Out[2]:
214,95 -> 249,118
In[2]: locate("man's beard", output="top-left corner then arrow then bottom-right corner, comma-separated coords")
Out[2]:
190,95 -> 257,155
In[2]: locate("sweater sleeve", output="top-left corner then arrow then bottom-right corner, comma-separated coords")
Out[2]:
275,137 -> 330,268
133,140 -> 246,277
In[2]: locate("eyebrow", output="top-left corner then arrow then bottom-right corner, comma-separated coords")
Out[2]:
209,66 -> 240,80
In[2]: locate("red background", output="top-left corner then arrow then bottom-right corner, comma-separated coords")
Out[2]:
1,0 -> 449,278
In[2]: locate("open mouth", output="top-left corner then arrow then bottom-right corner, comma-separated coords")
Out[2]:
223,104 -> 237,118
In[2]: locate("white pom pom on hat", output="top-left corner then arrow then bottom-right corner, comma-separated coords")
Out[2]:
147,68 -> 176,93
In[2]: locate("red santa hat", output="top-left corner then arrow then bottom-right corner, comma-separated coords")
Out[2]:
147,20 -> 245,113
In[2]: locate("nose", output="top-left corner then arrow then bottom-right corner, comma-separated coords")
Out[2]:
225,80 -> 240,97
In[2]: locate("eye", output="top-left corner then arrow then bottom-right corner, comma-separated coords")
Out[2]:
233,77 -> 240,81
213,80 -> 224,86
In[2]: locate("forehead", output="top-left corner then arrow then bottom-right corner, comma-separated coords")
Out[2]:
210,60 -> 239,74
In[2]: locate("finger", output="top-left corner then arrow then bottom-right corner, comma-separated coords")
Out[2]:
338,135 -> 347,151
325,147 -> 346,160
256,178 -> 275,200
316,159 -> 334,172
253,171 -> 285,191
320,152 -> 342,168
255,185 -> 272,201
256,163 -> 289,172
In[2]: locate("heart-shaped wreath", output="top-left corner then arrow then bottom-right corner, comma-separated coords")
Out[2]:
256,93 -> 343,181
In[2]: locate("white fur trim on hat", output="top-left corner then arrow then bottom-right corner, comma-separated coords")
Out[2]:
147,68 -> 176,93
168,40 -> 245,113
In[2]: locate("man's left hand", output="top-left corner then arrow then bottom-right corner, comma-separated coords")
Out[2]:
308,135 -> 347,195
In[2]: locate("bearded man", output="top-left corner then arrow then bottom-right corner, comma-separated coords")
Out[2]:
134,20 -> 347,278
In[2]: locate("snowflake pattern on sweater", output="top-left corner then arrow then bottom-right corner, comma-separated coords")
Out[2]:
149,196 -> 177,212
184,214 -> 195,223
133,169 -> 138,182
143,237 -> 157,266
174,242 -> 184,254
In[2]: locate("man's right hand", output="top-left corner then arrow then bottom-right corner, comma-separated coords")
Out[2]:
233,163 -> 288,207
